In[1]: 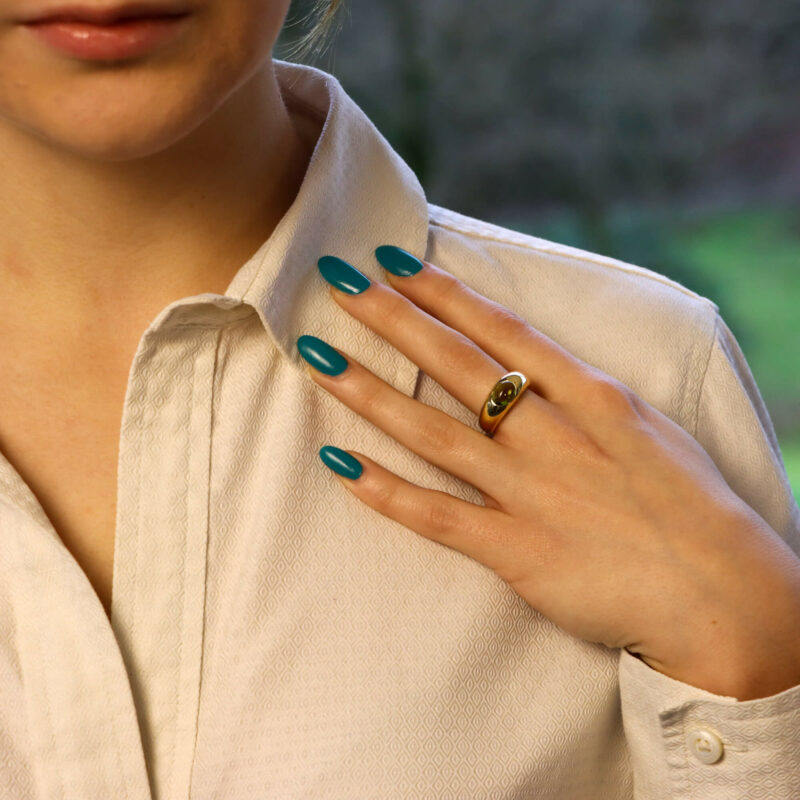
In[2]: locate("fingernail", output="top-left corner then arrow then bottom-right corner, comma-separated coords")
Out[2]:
319,445 -> 363,480
375,245 -> 423,276
297,335 -> 348,376
318,255 -> 371,295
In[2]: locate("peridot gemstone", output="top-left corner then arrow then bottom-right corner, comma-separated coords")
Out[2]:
487,378 -> 519,416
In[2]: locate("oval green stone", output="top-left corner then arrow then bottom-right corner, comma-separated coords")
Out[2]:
487,379 -> 518,416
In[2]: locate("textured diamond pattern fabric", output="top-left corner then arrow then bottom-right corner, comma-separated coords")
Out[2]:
1,59 -> 799,800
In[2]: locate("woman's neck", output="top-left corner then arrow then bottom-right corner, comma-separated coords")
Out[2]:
0,59 -> 315,349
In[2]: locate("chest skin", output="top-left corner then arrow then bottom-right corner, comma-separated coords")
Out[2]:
0,339 -> 134,622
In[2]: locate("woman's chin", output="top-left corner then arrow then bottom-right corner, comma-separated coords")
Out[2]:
20,115 -> 194,164
3,80 -> 215,164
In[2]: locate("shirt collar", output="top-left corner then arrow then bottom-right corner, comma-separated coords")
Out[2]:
209,59 -> 430,398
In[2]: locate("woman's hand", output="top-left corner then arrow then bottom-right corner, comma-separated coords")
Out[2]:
298,248 -> 800,700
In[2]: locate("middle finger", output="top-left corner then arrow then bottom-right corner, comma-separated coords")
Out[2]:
317,255 -> 532,422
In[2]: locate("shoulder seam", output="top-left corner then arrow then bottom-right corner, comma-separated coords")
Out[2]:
688,310 -> 721,439
428,205 -> 719,311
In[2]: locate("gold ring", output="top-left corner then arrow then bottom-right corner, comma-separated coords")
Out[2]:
479,371 -> 529,437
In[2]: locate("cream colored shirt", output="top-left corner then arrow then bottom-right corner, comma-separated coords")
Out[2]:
1,59 -> 799,800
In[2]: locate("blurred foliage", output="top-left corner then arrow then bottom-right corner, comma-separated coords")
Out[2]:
279,0 -> 800,221
277,0 -> 799,460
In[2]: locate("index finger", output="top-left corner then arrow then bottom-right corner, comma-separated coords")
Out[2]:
319,257 -> 507,418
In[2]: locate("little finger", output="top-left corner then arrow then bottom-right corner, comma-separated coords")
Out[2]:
318,445 -> 521,575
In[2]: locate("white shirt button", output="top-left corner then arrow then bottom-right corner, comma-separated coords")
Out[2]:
686,726 -> 724,764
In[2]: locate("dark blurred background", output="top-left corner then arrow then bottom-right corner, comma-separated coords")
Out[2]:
277,0 -> 800,501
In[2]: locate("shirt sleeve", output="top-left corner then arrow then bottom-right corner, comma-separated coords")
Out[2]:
618,308 -> 800,800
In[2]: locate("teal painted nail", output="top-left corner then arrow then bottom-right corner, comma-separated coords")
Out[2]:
319,445 -> 363,480
375,245 -> 423,276
297,335 -> 348,376
318,255 -> 371,294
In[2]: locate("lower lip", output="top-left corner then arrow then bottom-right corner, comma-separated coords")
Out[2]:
23,15 -> 189,61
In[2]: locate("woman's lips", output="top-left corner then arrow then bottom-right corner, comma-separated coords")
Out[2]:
23,13 -> 191,61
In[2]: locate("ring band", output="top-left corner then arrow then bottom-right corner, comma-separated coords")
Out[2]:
479,371 -> 529,437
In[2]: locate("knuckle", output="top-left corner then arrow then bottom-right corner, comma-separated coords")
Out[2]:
438,334 -> 487,377
545,414 -> 605,461
432,270 -> 468,308
585,372 -> 640,416
484,303 -> 530,340
562,425 -> 610,467
355,374 -> 386,417
420,497 -> 463,535
378,288 -> 413,331
369,478 -> 402,517
415,413 -> 460,456
505,528 -> 559,582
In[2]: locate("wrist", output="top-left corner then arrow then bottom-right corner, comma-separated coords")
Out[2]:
645,559 -> 800,699
641,638 -> 800,700
658,605 -> 800,701
697,509 -> 800,700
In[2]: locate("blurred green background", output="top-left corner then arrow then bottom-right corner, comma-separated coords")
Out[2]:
278,0 -> 800,505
